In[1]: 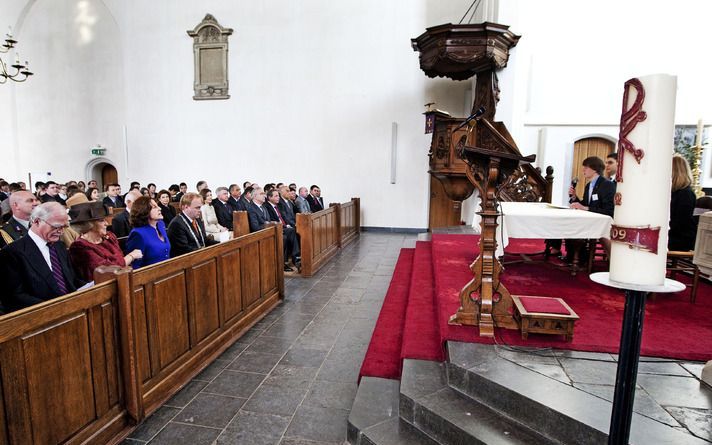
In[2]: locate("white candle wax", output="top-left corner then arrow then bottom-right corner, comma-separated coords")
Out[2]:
696,119 -> 703,148
609,74 -> 677,286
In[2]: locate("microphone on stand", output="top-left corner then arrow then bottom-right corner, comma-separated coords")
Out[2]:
568,177 -> 579,203
454,106 -> 486,131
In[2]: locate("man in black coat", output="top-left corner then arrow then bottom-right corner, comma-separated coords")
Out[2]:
227,184 -> 243,212
265,189 -> 300,271
111,190 -> 141,239
0,202 -> 86,312
167,192 -> 218,257
40,181 -> 67,206
212,187 -> 234,230
247,187 -> 270,233
305,184 -> 324,212
102,183 -> 126,208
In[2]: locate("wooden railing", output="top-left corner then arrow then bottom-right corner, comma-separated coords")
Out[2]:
297,198 -> 361,277
0,225 -> 284,445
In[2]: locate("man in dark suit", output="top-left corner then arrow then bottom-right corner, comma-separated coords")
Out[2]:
237,186 -> 252,212
40,181 -> 67,206
0,202 -> 86,312
265,189 -> 300,271
173,182 -> 187,202
102,183 -> 125,208
213,187 -> 234,230
167,192 -> 218,257
247,187 -> 270,233
0,191 -> 38,248
550,156 -> 615,264
306,184 -> 324,212
227,184 -> 243,212
111,190 -> 141,239
569,156 -> 615,217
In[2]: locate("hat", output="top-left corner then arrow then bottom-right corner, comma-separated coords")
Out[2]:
66,193 -> 89,208
68,201 -> 110,223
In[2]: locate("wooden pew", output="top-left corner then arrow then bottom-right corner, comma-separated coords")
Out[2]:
0,225 -> 285,444
232,210 -> 250,238
296,197 -> 361,277
0,275 -> 135,444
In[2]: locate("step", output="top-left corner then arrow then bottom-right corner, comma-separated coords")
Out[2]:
348,377 -> 436,445
447,341 -> 710,445
358,248 -> 414,381
400,359 -> 557,445
400,241 -> 442,362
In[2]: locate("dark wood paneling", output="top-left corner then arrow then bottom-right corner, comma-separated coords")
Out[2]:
241,242 -> 261,308
133,287 -> 152,384
23,313 -> 96,445
152,273 -> 190,369
429,175 -> 462,229
219,249 -> 243,323
260,237 -> 277,296
189,260 -> 220,344
0,377 -> 7,445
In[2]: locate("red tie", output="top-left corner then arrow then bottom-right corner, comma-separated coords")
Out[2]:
274,205 -> 285,225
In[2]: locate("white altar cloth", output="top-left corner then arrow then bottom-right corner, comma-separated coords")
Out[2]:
496,202 -> 613,257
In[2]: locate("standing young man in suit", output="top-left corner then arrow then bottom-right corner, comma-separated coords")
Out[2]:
0,202 -> 86,312
167,192 -> 218,257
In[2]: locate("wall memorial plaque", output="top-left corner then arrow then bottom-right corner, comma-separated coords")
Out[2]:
187,14 -> 233,100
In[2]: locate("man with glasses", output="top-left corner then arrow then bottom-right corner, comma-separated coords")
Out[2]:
0,202 -> 86,312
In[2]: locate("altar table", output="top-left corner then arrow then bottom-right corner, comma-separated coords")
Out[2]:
496,202 -> 613,257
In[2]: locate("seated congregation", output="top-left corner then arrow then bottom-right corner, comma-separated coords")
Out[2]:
0,178 -> 328,315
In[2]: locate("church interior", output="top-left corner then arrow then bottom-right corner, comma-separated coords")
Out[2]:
1,0 -> 711,444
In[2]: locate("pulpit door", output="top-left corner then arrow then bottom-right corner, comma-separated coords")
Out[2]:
428,176 -> 462,229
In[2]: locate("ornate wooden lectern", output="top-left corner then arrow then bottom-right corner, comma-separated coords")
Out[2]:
413,22 -> 547,336
448,123 -> 535,336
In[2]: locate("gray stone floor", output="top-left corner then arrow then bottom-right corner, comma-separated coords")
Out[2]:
121,231 -> 711,445
123,232 -> 418,445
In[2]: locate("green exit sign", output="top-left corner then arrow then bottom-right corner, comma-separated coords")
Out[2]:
91,148 -> 106,156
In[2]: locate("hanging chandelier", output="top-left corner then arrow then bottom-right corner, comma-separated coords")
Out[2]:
1,27 -> 33,84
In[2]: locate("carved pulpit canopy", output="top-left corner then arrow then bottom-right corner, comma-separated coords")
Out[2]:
411,22 -> 520,81
187,14 -> 234,100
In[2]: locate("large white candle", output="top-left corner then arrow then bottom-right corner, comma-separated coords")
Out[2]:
609,74 -> 677,286
696,119 -> 703,148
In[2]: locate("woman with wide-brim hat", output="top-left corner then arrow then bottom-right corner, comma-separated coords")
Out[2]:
68,201 -> 143,281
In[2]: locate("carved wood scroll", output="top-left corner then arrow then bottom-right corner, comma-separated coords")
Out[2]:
187,14 -> 233,100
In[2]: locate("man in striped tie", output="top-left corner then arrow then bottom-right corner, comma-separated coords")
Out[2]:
0,202 -> 86,313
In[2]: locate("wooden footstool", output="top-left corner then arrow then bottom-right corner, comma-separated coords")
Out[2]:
511,295 -> 579,341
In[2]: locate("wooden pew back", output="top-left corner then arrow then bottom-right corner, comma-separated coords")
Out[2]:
0,225 -> 285,444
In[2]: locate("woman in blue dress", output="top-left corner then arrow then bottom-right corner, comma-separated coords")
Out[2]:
126,196 -> 171,268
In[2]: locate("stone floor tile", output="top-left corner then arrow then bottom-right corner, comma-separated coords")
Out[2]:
284,405 -> 349,444
247,336 -> 296,355
242,382 -> 310,416
559,357 -> 619,385
573,383 -> 681,427
174,393 -> 246,428
203,370 -> 265,398
217,411 -> 291,445
128,406 -> 180,441
227,350 -> 282,374
147,422 -> 220,445
163,379 -> 209,408
682,363 -> 706,380
302,381 -> 357,410
637,374 -> 712,409
193,359 -> 232,382
666,406 -> 712,442
269,364 -> 320,382
280,348 -> 328,368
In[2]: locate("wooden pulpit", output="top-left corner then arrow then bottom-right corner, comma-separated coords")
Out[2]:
448,128 -> 536,337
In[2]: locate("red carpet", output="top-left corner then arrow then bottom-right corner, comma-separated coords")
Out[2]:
432,234 -> 712,362
400,241 -> 444,362
358,248 -> 414,381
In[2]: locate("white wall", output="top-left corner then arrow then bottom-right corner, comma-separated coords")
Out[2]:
5,0 -> 710,228
2,0 -> 474,229
498,0 -> 712,201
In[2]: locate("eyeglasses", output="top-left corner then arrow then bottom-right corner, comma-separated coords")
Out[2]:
40,219 -> 69,231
